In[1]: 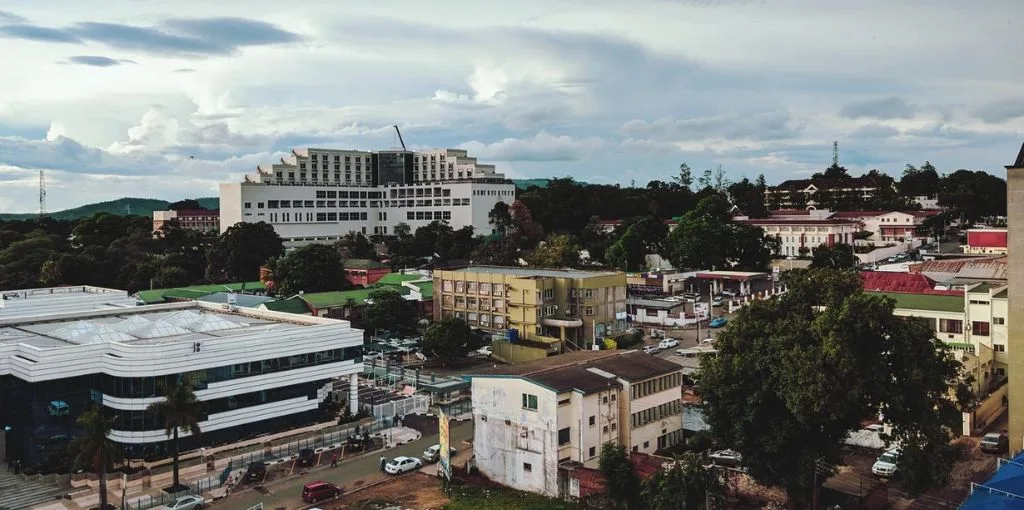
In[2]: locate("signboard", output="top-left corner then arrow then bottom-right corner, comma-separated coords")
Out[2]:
772,265 -> 780,282
438,409 -> 452,481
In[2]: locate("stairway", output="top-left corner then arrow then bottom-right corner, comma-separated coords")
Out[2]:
0,470 -> 69,510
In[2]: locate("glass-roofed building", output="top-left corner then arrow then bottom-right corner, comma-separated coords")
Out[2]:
0,294 -> 363,470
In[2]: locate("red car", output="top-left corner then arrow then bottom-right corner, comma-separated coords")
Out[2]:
302,481 -> 341,503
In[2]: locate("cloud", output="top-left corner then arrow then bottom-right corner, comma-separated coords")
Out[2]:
458,131 -> 605,162
66,55 -> 137,67
0,17 -> 303,57
972,98 -> 1024,124
620,110 -> 802,142
0,10 -> 25,23
849,123 -> 901,140
173,68 -> 196,73
838,96 -> 920,120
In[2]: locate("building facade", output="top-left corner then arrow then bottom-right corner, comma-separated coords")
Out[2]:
965,229 -> 1009,255
467,351 -> 683,496
832,210 -> 939,243
737,218 -> 862,257
152,209 -> 220,234
433,267 -> 627,350
764,176 -> 887,209
1004,142 -> 1024,453
220,146 -> 515,246
0,299 -> 363,469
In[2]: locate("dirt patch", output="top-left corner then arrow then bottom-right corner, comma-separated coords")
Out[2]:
318,473 -> 450,510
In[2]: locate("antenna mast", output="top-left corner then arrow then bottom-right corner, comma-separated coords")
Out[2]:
832,141 -> 839,167
38,169 -> 46,220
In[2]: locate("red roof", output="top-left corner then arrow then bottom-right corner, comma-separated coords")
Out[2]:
967,230 -> 1007,248
769,209 -> 812,215
175,209 -> 220,216
739,218 -> 860,226
830,211 -> 888,218
859,271 -> 963,296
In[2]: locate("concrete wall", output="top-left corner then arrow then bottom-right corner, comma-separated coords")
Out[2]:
492,341 -> 548,364
855,238 -> 920,263
1006,164 -> 1024,453
963,383 -> 1009,436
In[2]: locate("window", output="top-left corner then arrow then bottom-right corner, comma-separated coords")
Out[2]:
522,393 -> 538,410
995,344 -> 1006,352
244,202 -> 251,208
585,307 -> 595,316
939,319 -> 963,334
643,441 -> 649,448
994,317 -> 1006,325
972,321 -> 991,336
589,447 -> 596,457
523,463 -> 532,472
558,427 -> 571,445
589,416 -> 595,427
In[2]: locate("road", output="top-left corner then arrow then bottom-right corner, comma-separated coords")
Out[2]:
212,421 -> 473,510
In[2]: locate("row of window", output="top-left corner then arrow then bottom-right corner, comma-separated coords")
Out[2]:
391,187 -> 451,198
631,372 -> 684,400
314,190 -> 385,199
406,211 -> 453,221
473,189 -> 514,196
631,399 -> 683,428
444,296 -> 505,311
260,199 -> 469,210
442,280 -> 506,297
269,212 -> 369,223
96,347 -> 361,399
450,311 -> 506,327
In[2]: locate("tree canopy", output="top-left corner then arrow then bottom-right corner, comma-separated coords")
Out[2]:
421,317 -> 482,362
699,268 -> 964,500
809,243 -> 858,269
270,243 -> 349,296
206,221 -> 284,282
362,287 -> 418,335
664,195 -> 776,271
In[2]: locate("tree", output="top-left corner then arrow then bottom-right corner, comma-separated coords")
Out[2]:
613,216 -> 668,255
809,243 -> 858,269
938,169 -> 1007,223
167,199 -> 204,211
362,288 -> 417,335
813,163 -> 850,179
674,162 -> 694,190
599,442 -> 639,509
207,222 -> 283,282
336,231 -> 375,259
488,202 -> 513,238
527,234 -> 581,268
727,177 -> 768,218
422,317 -> 482,363
579,216 -> 614,263
72,405 -> 122,510
147,380 -> 203,492
641,452 -> 724,510
510,200 -> 544,249
699,269 -> 963,503
664,195 -> 774,271
605,226 -> 646,272
272,243 -> 349,296
899,162 -> 941,198
917,212 -> 949,242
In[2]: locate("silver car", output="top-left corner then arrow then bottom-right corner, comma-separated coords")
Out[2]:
157,495 -> 205,510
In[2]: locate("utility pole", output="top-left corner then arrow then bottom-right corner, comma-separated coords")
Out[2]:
38,169 -> 46,221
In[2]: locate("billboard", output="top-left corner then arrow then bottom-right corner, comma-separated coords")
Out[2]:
438,409 -> 451,481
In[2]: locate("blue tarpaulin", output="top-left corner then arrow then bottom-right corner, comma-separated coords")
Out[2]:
961,452 -> 1024,509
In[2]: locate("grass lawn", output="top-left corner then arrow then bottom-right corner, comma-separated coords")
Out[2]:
442,485 -> 580,510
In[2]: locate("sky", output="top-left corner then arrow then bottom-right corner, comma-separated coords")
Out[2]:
0,0 -> 1023,213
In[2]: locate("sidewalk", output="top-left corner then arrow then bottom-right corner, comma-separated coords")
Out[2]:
33,424 -> 420,510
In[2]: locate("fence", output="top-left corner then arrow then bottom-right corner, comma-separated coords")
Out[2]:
123,477 -> 215,510
372,395 -> 430,419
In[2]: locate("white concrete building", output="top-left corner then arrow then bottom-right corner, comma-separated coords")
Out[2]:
0,297 -> 363,467
831,210 -> 939,243
220,146 -> 515,246
466,351 -> 683,496
737,218 -> 862,257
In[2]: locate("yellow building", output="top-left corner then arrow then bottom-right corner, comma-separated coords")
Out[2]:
433,266 -> 627,350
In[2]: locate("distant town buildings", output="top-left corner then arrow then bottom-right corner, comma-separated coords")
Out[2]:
219,146 -> 515,247
152,209 -> 220,234
466,351 -> 684,496
764,175 -> 887,209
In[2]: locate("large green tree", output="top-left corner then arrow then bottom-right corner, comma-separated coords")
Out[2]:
605,226 -> 647,272
938,169 -> 1007,223
206,221 -> 283,282
336,231 -> 376,259
271,243 -> 349,296
527,234 -> 581,268
599,442 -> 639,509
421,317 -> 482,362
147,380 -> 204,492
809,243 -> 858,269
664,195 -> 775,271
699,269 -> 963,502
362,288 -> 418,336
899,162 -> 941,198
641,452 -> 724,510
72,405 -> 122,510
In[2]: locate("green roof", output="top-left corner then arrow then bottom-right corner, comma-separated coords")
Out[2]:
262,296 -> 311,314
970,283 -> 992,293
344,258 -> 388,270
412,281 -> 434,298
868,292 -> 964,313
135,281 -> 266,304
301,286 -> 411,309
994,288 -> 1008,299
376,273 -> 422,286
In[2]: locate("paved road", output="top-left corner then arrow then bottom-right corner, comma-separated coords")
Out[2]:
213,421 -> 473,510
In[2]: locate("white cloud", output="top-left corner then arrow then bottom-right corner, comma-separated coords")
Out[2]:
459,132 -> 605,162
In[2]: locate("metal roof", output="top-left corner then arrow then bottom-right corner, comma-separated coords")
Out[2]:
454,266 -> 619,279
0,286 -> 138,320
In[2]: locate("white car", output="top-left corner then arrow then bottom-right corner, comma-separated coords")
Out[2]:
658,338 -> 679,349
642,345 -> 661,354
872,448 -> 900,477
708,449 -> 743,467
476,345 -> 493,357
384,456 -> 422,474
157,495 -> 205,510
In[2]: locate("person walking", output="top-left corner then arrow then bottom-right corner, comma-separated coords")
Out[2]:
330,453 -> 338,468
379,455 -> 387,472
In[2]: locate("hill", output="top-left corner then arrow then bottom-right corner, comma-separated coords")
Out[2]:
0,197 -> 219,221
513,178 -> 588,189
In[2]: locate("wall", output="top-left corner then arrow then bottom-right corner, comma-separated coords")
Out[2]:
963,383 -> 1008,436
472,377 -> 559,496
492,341 -> 548,364
855,238 -> 920,263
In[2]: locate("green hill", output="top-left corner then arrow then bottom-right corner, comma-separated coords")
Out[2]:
512,178 -> 588,189
0,197 -> 219,221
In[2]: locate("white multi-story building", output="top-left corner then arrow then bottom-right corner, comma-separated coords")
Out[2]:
737,217 -> 862,257
220,146 -> 515,246
0,293 -> 363,468
467,351 -> 683,496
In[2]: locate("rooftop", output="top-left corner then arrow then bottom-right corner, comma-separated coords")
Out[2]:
0,302 -> 331,350
376,272 -> 426,286
453,266 -> 620,279
859,272 -> 961,295
136,282 -> 266,305
343,259 -> 389,270
867,291 -> 964,313
468,350 -> 681,393
0,286 -> 139,321
300,286 -> 412,309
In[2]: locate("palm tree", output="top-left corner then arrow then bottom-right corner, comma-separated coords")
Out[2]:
73,405 -> 122,510
147,379 -> 203,492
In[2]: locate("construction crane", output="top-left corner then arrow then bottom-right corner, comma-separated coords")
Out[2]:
393,125 -> 407,151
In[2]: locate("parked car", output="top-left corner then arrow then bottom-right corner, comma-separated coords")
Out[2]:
711,296 -> 724,306
156,495 -> 205,510
658,338 -> 679,349
246,461 -> 267,483
301,481 -> 341,503
642,345 -> 661,355
384,456 -> 423,474
476,345 -> 493,357
422,444 -> 457,463
364,351 -> 383,361
709,449 -> 743,467
981,432 -> 1009,454
871,448 -> 900,477
709,317 -> 728,328
297,448 -> 316,467
721,290 -> 737,297
48,400 -> 70,417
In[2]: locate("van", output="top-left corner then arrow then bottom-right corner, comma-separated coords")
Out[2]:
302,481 -> 341,503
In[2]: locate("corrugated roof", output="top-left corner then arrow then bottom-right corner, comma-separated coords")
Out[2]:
868,292 -> 964,313
377,273 -> 423,285
859,272 -> 961,295
301,286 -> 411,309
135,282 -> 265,304
261,296 -> 311,314
470,350 -> 681,392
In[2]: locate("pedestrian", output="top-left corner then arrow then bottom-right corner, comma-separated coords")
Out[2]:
330,453 -> 338,468
6,458 -> 11,472
379,455 -> 387,472
13,460 -> 20,475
